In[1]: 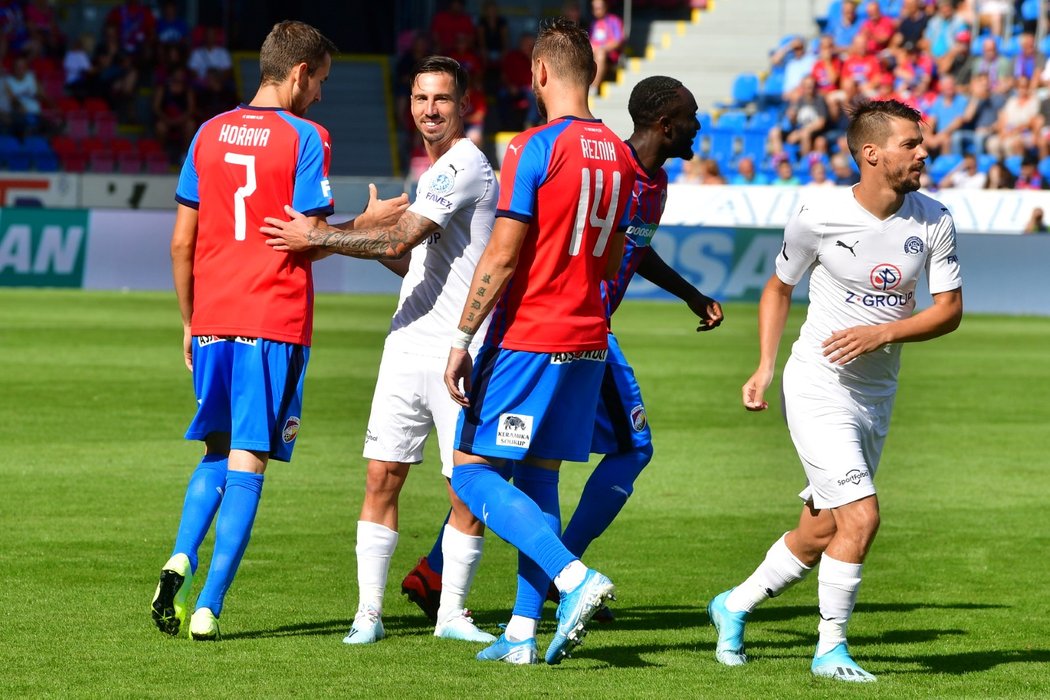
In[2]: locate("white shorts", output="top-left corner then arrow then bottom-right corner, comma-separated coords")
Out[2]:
363,348 -> 463,478
781,358 -> 895,510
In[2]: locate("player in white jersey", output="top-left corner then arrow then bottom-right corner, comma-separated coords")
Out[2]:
707,99 -> 963,683
263,57 -> 497,645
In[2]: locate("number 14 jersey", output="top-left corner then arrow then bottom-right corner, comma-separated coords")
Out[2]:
488,116 -> 636,352
175,105 -> 335,346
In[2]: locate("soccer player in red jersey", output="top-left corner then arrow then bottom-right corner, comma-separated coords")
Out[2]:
443,17 -> 635,665
150,21 -> 403,642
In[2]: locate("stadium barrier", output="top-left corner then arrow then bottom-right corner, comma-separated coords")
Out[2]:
0,180 -> 1045,315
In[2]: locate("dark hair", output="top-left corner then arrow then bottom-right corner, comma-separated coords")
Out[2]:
411,56 -> 469,98
628,75 -> 684,127
259,21 -> 337,85
845,99 -> 923,162
534,16 -> 595,88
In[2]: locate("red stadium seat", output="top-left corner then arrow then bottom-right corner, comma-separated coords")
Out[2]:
117,151 -> 143,174
94,111 -> 118,141
65,110 -> 91,140
144,151 -> 172,174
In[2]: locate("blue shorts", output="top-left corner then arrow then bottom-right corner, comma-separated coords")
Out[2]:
185,336 -> 309,462
455,345 -> 606,462
592,333 -> 652,454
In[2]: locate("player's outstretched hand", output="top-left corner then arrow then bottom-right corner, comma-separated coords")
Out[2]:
182,325 -> 193,372
822,324 -> 888,365
262,205 -> 315,252
358,183 -> 409,229
445,347 -> 473,407
690,293 -> 724,332
742,368 -> 773,411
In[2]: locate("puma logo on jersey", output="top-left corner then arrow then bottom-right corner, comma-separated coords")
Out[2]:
508,144 -> 521,155
781,241 -> 789,261
447,163 -> 461,175
836,240 -> 858,256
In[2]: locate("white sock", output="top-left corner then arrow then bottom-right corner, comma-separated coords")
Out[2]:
355,520 -> 398,614
725,533 -> 812,613
504,614 -> 538,642
436,525 -> 484,625
553,560 -> 587,593
816,553 -> 863,656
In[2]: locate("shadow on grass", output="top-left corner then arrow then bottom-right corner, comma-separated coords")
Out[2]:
875,648 -> 1050,675
222,614 -> 434,641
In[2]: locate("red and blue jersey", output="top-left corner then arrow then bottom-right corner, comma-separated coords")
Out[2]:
601,144 -> 667,322
486,116 -> 635,352
176,105 -> 334,346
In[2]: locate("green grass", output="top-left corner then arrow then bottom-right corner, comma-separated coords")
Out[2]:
1,289 -> 1048,698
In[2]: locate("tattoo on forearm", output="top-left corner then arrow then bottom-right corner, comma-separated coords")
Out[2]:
470,300 -> 481,310
309,214 -> 425,258
481,273 -> 491,283
477,287 -> 486,297
467,312 -> 476,322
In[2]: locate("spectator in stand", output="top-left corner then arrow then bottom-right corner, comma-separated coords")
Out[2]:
806,158 -> 836,186
24,0 -> 63,59
949,73 -> 1003,154
448,31 -> 483,79
825,76 -> 865,151
827,0 -> 862,53
770,76 -> 829,156
771,156 -> 800,185
676,156 -> 705,184
1014,155 -> 1047,189
153,65 -> 196,164
938,151 -> 988,188
195,67 -> 238,122
1037,91 -> 1050,160
188,27 -> 232,88
464,72 -> 487,149
154,41 -> 187,86
730,155 -> 769,185
431,0 -> 475,54
589,0 -> 625,93
830,150 -> 860,185
1012,33 -> 1038,83
937,29 -> 973,84
841,33 -> 881,88
156,0 -> 190,48
925,0 -> 968,59
476,1 -> 509,92
0,1 -> 31,56
771,36 -> 817,100
859,1 -> 897,54
985,75 -> 1040,157
699,158 -> 727,184
893,41 -> 936,95
974,0 -> 1010,37
892,0 -> 930,49
984,159 -> 1015,188
394,32 -> 431,133
923,74 -> 969,154
499,32 -> 538,129
63,34 -> 93,99
563,0 -> 584,27
811,34 -> 842,95
969,35 -> 1013,95
105,0 -> 155,63
4,54 -> 42,135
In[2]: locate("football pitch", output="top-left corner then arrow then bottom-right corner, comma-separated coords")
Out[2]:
1,289 -> 1048,698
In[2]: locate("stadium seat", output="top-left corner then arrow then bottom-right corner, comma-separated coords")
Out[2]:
117,151 -> 143,174
94,111 -> 118,141
23,136 -> 55,171
89,148 -> 116,173
663,158 -> 684,182
717,73 -> 759,111
65,110 -> 91,140
1039,157 -> 1050,181
144,151 -> 172,174
83,97 -> 110,116
976,153 -> 996,173
1040,34 -> 1050,57
110,137 -> 135,154
759,70 -> 785,109
1021,0 -> 1040,22
928,153 -> 961,182
137,137 -> 164,156
816,0 -> 840,33
1004,155 -> 1023,177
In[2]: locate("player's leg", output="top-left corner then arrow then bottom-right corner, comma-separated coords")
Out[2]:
562,337 -> 653,559
153,337 -> 233,637
343,459 -> 408,645
400,511 -> 447,622
190,338 -> 308,641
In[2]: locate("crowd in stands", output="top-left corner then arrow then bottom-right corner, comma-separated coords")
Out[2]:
0,0 -> 239,174
677,0 -> 1050,191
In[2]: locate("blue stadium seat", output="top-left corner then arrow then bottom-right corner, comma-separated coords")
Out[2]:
1004,155 -> 1023,177
718,73 -> 759,111
664,158 -> 684,182
928,153 -> 961,182
816,0 -> 841,33
971,33 -> 999,56
759,70 -> 785,109
976,154 -> 996,173
1000,35 -> 1019,58
1039,34 -> 1050,57
1021,0 -> 1040,22
1038,157 -> 1050,181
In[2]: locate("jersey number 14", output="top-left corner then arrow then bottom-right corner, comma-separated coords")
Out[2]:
568,168 -> 621,257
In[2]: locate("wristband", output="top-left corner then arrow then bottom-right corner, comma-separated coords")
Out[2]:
451,329 -> 474,350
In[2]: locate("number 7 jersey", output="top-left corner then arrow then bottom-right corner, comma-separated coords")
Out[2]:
488,116 -> 636,352
175,105 -> 335,346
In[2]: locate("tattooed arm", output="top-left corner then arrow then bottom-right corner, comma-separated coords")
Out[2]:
261,205 -> 438,260
444,217 -> 528,406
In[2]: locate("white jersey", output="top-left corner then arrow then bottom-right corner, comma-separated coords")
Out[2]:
777,186 -> 962,398
385,138 -> 497,357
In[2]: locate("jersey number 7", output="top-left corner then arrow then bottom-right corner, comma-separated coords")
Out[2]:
568,167 -> 621,257
224,152 -> 257,241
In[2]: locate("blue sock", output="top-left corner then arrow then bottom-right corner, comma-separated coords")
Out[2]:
171,454 -> 228,572
424,510 -> 451,575
195,470 -> 264,616
511,463 -> 561,619
451,461 -> 574,580
561,444 -> 653,558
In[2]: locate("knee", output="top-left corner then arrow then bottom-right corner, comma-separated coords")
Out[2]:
363,463 -> 406,505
